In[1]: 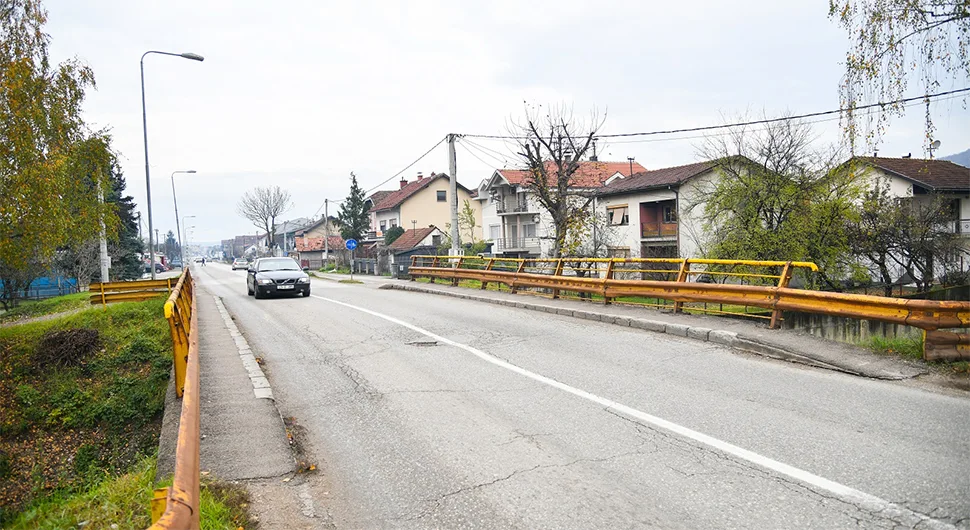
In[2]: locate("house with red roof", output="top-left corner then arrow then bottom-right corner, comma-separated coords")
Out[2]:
481,160 -> 647,258
366,172 -> 482,242
293,235 -> 347,269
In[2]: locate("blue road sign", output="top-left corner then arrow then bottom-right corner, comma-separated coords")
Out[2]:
345,238 -> 358,251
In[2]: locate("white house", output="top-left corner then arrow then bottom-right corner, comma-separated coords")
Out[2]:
596,161 -> 718,259
481,160 -> 647,258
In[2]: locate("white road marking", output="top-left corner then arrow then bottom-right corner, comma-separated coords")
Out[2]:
310,293 -> 954,529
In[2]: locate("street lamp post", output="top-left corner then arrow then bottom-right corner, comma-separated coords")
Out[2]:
182,215 -> 196,263
171,170 -> 197,267
141,50 -> 204,279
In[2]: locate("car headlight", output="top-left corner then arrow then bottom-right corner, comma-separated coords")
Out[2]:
257,278 -> 274,285
297,277 -> 310,284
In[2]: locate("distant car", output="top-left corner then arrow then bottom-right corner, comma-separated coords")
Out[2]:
170,258 -> 183,269
145,262 -> 166,273
193,256 -> 204,263
247,257 -> 310,299
231,258 -> 249,270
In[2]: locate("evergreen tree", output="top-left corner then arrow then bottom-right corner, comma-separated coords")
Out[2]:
104,163 -> 144,280
338,172 -> 370,242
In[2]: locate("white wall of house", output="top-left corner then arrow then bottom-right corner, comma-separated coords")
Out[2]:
373,209 -> 401,235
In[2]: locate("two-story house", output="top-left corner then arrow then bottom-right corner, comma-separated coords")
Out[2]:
367,172 -> 482,241
596,161 -> 719,259
850,157 -> 970,276
481,161 -> 647,258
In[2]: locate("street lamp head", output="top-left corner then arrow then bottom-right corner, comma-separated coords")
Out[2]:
180,52 -> 205,62
185,170 -> 197,174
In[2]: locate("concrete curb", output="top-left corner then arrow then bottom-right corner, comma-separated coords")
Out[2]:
213,295 -> 274,399
382,283 -> 919,380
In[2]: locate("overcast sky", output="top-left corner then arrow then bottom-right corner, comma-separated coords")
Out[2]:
46,0 -> 970,244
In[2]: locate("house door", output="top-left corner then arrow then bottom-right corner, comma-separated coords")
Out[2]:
507,224 -> 518,248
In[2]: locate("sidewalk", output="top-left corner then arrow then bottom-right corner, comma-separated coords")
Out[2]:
157,286 -> 318,528
381,280 -> 932,381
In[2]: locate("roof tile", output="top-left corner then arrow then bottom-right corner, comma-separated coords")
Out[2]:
389,226 -> 439,250
497,160 -> 647,189
598,161 -> 715,195
859,157 -> 969,191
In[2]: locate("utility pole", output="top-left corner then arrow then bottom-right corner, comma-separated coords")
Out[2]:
448,133 -> 460,255
155,229 -> 160,255
97,177 -> 109,282
324,199 -> 330,269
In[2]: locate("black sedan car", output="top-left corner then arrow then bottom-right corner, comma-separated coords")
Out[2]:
246,257 -> 311,298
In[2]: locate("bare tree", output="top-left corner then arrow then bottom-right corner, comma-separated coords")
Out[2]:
237,186 -> 293,251
511,104 -> 605,258
694,116 -> 860,290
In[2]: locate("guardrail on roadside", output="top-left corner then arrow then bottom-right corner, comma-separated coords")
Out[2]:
89,277 -> 177,306
409,255 -> 970,360
150,270 -> 201,529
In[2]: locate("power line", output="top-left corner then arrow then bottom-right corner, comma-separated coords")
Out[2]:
462,137 -> 517,163
598,92 -> 969,146
456,139 -> 498,168
364,136 -> 447,195
459,137 -> 509,167
461,87 -> 970,140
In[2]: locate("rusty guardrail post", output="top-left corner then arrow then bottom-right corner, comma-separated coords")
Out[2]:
510,259 -> 526,294
452,256 -> 464,286
409,255 -> 418,281
481,258 -> 495,290
769,261 -> 793,329
551,258 -> 565,299
603,260 -> 616,305
672,259 -> 690,313
924,330 -> 970,361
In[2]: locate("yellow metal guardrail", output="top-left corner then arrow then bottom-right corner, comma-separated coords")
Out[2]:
410,256 -> 970,358
150,270 -> 201,529
89,277 -> 177,306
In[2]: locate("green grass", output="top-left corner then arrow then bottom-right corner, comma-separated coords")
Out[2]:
865,334 -> 925,360
5,455 -> 252,529
0,298 -> 172,522
0,292 -> 90,324
339,279 -> 364,284
319,266 -> 351,274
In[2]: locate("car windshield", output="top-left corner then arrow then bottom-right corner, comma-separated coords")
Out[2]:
257,259 -> 300,272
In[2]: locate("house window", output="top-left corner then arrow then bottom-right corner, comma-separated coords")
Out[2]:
437,190 -> 446,202
432,234 -> 442,247
489,225 -> 500,241
379,220 -> 387,231
663,206 -> 677,223
608,206 -> 629,226
522,224 -> 537,238
390,219 -> 398,228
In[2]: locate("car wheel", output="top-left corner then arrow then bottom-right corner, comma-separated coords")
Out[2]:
304,289 -> 311,297
247,284 -> 254,296
254,287 -> 263,299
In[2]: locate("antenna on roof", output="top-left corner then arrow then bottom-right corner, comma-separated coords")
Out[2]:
590,138 -> 598,162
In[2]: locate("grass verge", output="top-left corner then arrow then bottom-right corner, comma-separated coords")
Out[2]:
0,292 -> 90,324
5,455 -> 252,529
338,279 -> 363,284
865,334 -> 925,361
0,298 -> 171,523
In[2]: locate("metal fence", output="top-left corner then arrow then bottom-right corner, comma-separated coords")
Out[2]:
150,270 -> 200,529
409,255 -> 970,359
89,277 -> 177,306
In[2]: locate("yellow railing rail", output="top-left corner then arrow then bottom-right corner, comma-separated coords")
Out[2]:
150,270 -> 201,529
409,255 -> 970,359
89,277 -> 176,306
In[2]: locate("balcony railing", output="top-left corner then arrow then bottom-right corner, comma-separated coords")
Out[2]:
641,222 -> 678,238
950,219 -> 970,236
495,201 -> 531,215
494,237 -> 541,252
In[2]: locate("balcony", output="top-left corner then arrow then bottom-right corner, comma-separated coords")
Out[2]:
495,199 -> 532,215
950,219 -> 970,237
494,237 -> 541,252
641,222 -> 678,239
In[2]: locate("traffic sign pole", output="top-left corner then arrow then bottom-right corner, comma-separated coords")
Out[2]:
345,239 -> 358,281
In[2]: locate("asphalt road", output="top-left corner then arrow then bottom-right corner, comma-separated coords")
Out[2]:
195,262 -> 970,529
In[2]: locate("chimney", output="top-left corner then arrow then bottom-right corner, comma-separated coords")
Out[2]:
417,171 -> 424,180
400,177 -> 408,189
